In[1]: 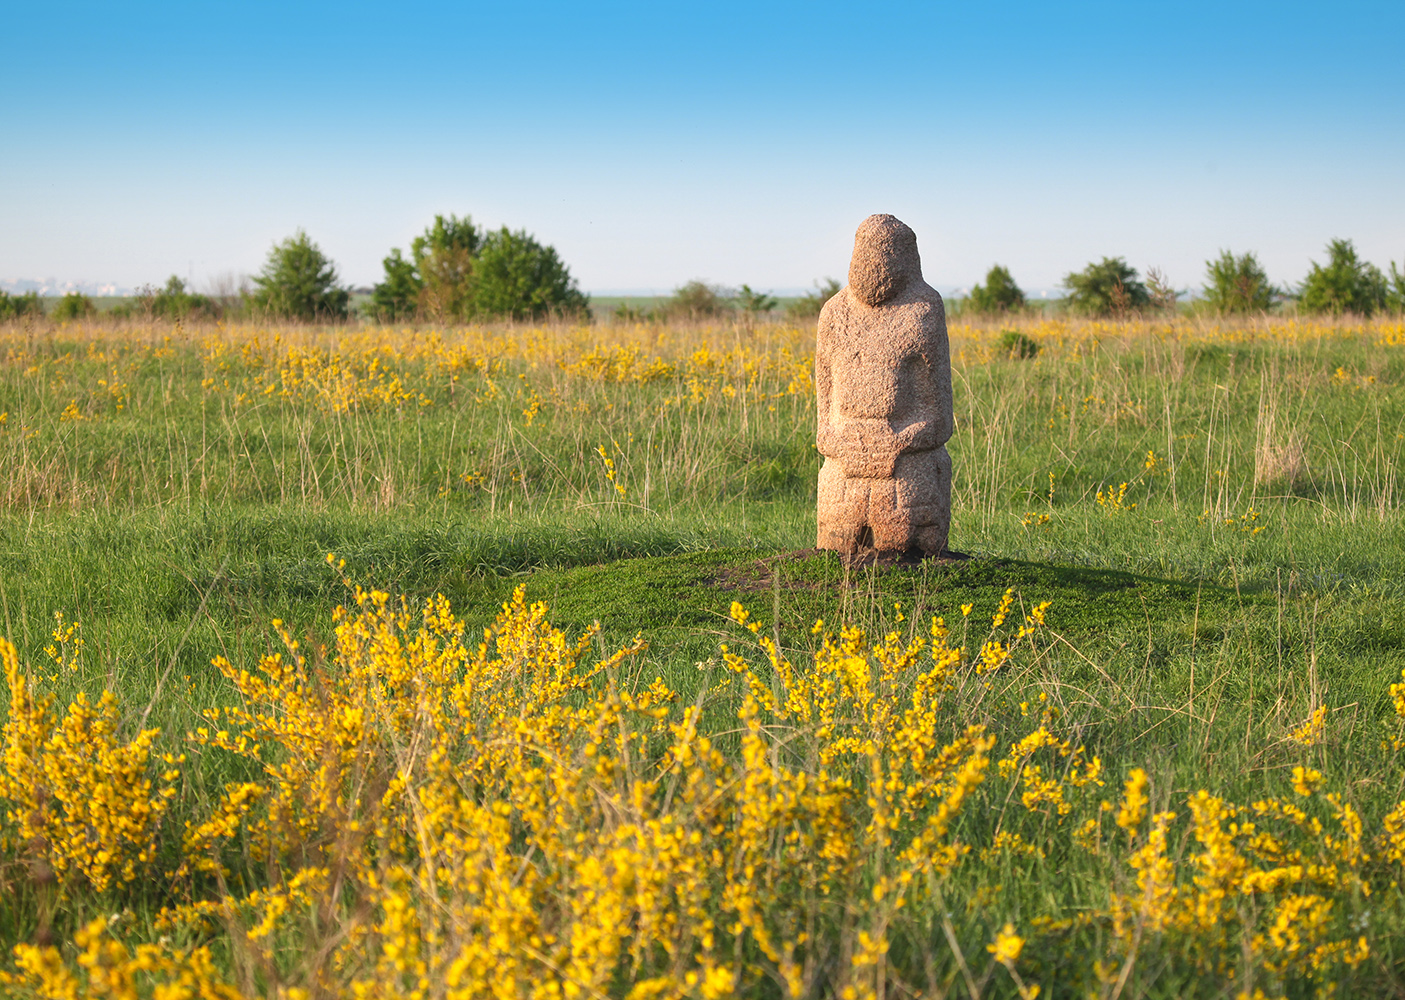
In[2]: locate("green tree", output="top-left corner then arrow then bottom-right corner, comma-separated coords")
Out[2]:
469,227 -> 589,320
1144,268 -> 1183,314
1389,261 -> 1405,314
411,214 -> 480,321
1062,257 -> 1150,317
786,279 -> 841,320
368,249 -> 423,322
250,230 -> 349,321
0,290 -> 43,320
52,292 -> 96,320
1298,239 -> 1388,316
736,284 -> 778,318
1202,251 -> 1274,314
967,265 -> 1026,315
668,280 -> 730,320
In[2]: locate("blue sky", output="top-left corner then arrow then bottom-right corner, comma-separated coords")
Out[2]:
2,0 -> 1402,295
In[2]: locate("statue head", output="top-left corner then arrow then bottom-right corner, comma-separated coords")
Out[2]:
848,214 -> 922,307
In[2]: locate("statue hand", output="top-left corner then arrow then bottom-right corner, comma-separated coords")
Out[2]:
840,425 -> 899,478
841,449 -> 897,479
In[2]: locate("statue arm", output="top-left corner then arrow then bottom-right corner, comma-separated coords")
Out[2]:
817,334 -> 896,476
893,384 -> 952,451
890,336 -> 953,453
815,316 -> 837,458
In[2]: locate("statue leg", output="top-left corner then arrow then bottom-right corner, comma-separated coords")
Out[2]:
867,476 -> 912,553
880,448 -> 951,555
817,458 -> 870,553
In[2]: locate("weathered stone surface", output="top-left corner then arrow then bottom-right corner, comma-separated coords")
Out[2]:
815,214 -> 953,562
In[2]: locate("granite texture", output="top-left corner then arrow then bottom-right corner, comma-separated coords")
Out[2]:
815,215 -> 953,561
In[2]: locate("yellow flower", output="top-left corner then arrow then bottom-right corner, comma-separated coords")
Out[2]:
1291,765 -> 1323,797
1116,768 -> 1149,836
1290,705 -> 1327,746
987,923 -> 1024,964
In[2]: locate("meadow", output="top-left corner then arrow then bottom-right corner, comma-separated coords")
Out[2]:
2,311 -> 1405,998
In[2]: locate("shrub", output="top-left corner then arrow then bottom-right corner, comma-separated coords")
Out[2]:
249,230 -> 349,322
112,276 -> 219,321
611,300 -> 655,323
1298,239 -> 1388,316
1390,261 -> 1405,314
786,278 -> 841,320
155,277 -> 203,319
1144,267 -> 1183,314
470,227 -> 589,321
204,272 -> 251,317
736,284 -> 778,318
996,329 -> 1040,359
51,292 -> 96,321
668,280 -> 730,320
369,215 -> 586,323
412,214 -> 480,321
368,248 -> 423,322
1202,251 -> 1274,314
0,290 -> 43,321
967,265 -> 1026,315
1062,257 -> 1150,317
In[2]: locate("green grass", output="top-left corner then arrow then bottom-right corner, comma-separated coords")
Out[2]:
3,314 -> 1404,795
4,315 -> 1405,993
9,495 -> 1403,716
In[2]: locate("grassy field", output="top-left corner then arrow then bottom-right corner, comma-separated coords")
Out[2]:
2,312 -> 1405,998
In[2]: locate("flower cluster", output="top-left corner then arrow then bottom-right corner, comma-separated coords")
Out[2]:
2,580 -> 1405,997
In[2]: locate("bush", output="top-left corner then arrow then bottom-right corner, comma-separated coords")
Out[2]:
51,293 -> 96,320
736,284 -> 777,318
111,276 -> 219,321
1062,257 -> 1150,317
967,265 -> 1026,315
1391,262 -> 1405,314
996,329 -> 1040,359
412,214 -> 479,321
737,285 -> 775,316
0,290 -> 43,321
668,281 -> 730,320
369,215 -> 586,323
367,215 -> 478,323
1202,251 -> 1274,314
1144,268 -> 1183,314
368,249 -> 423,322
249,230 -> 349,322
786,279 -> 841,320
611,301 -> 655,323
1297,239 -> 1387,316
470,227 -> 589,321
155,276 -> 218,319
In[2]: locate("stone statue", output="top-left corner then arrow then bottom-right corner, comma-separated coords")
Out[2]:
815,214 -> 953,562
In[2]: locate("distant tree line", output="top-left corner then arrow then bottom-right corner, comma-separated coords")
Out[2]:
957,238 -> 1405,319
610,278 -> 842,324
0,216 -> 591,326
0,290 -> 43,321
6,232 -> 1403,325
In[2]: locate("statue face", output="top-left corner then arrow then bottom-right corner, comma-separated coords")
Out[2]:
848,214 -> 922,307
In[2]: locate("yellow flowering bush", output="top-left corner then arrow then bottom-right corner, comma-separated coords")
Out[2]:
0,639 -> 177,895
2,577 -> 1405,997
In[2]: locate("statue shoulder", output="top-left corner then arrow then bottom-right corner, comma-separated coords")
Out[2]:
905,284 -> 947,327
818,288 -> 851,325
816,288 -> 852,343
910,280 -> 945,310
